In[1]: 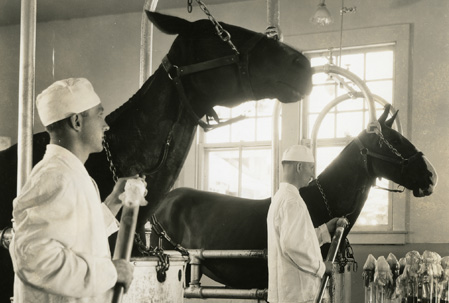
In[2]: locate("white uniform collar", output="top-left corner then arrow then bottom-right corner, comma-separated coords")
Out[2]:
44,144 -> 91,179
279,182 -> 300,196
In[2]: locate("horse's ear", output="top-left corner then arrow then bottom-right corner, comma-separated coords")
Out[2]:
385,109 -> 399,128
145,11 -> 191,35
378,104 -> 391,124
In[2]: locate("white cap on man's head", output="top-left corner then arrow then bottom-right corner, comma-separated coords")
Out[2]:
36,78 -> 101,126
282,144 -> 314,163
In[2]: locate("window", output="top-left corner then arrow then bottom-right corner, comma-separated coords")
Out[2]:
198,99 -> 277,199
304,45 -> 394,228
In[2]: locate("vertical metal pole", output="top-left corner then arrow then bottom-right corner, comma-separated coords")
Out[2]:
268,0 -> 281,195
267,0 -> 281,37
272,102 -> 281,195
140,0 -> 159,87
17,0 -> 37,193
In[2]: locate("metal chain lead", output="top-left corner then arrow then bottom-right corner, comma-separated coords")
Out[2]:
187,0 -> 193,12
316,178 -> 358,275
189,0 -> 240,54
103,138 -> 119,183
315,178 -> 333,218
377,131 -> 406,160
102,138 -> 175,272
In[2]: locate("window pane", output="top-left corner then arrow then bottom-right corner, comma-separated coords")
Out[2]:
309,84 -> 336,113
316,146 -> 344,175
366,51 -> 393,80
214,106 -> 231,119
232,101 -> 256,117
256,117 -> 272,141
312,72 -> 329,85
337,97 -> 365,111
336,112 -> 364,138
365,109 -> 385,127
336,80 -> 362,97
355,178 -> 389,226
241,149 -> 271,198
231,118 -> 256,142
341,53 -> 365,80
257,99 -> 275,116
205,125 -> 230,143
311,56 -> 336,67
206,150 -> 239,196
310,114 -> 335,139
367,80 -> 393,102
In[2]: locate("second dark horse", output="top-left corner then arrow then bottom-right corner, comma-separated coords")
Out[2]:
152,105 -> 437,289
0,12 -> 313,302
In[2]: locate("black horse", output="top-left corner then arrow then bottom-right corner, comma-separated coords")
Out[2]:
152,105 -> 438,289
0,11 -> 313,302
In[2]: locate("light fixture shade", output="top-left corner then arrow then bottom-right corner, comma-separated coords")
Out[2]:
310,1 -> 333,26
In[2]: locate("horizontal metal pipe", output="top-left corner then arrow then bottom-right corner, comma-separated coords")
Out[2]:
188,249 -> 267,259
184,286 -> 267,300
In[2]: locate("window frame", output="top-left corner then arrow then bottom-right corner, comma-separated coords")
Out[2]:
196,99 -> 278,197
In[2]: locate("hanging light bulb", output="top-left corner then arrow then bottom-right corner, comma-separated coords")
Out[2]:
310,0 -> 333,26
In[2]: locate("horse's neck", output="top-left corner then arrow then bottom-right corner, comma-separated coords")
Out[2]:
317,143 -> 375,217
106,67 -> 170,125
103,65 -> 197,188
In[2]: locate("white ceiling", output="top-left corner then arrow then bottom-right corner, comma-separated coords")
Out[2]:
0,0 -> 246,27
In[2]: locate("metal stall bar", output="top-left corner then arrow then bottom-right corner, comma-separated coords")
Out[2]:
1,0 -> 37,253
184,249 -> 268,300
185,287 -> 268,300
17,0 -> 37,193
140,0 -> 159,86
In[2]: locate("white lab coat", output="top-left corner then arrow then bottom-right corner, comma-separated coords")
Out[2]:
10,144 -> 119,303
267,182 -> 331,303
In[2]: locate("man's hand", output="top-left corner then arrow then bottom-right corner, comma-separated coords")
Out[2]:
325,217 -> 349,236
113,259 -> 135,293
325,217 -> 339,235
104,175 -> 147,216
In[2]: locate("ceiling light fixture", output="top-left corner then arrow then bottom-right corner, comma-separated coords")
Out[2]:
310,0 -> 333,26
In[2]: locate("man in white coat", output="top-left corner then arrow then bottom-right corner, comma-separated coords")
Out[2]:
267,144 -> 341,303
10,78 -> 135,302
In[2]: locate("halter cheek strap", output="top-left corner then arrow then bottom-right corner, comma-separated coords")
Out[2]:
162,33 -> 265,130
354,135 -> 423,177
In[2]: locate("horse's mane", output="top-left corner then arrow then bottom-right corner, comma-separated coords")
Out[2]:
105,68 -> 160,126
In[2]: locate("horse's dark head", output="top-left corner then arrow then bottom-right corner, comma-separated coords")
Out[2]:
356,105 -> 437,197
146,11 -> 312,114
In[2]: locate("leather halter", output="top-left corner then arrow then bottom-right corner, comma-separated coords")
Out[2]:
315,129 -> 423,217
353,132 -> 423,178
161,33 -> 264,129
